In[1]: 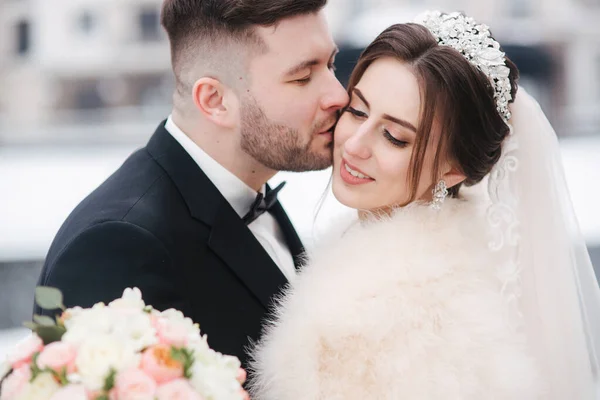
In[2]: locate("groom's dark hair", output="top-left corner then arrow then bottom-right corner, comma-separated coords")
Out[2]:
161,0 -> 327,95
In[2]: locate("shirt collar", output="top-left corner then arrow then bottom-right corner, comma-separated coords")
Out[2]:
164,116 -> 264,217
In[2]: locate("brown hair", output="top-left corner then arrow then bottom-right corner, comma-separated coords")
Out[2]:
161,0 -> 327,92
347,22 -> 519,202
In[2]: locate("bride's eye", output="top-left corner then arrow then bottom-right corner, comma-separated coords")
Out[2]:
384,129 -> 408,148
346,107 -> 368,119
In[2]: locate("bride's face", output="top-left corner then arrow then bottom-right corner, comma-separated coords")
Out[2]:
332,57 -> 436,211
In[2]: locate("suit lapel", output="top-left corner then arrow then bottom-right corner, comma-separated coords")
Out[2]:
146,122 -> 288,310
208,202 -> 288,309
269,200 -> 305,270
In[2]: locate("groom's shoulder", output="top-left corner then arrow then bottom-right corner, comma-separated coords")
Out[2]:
50,146 -> 189,246
84,146 -> 176,217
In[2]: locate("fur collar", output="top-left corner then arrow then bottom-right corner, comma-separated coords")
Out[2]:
249,196 -> 542,399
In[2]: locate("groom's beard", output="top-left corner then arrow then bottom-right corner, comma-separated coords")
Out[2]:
239,96 -> 334,172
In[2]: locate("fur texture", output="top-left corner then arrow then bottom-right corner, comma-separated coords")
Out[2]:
249,197 -> 543,399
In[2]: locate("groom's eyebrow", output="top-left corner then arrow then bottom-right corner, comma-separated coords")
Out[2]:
353,88 -> 417,133
284,47 -> 339,77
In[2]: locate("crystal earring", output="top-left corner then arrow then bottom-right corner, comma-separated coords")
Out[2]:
430,180 -> 448,211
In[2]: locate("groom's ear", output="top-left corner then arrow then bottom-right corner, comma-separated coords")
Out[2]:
442,166 -> 466,189
192,77 -> 238,129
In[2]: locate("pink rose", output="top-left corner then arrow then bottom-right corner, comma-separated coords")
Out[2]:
0,365 -> 31,400
49,384 -> 88,400
152,318 -> 189,347
114,368 -> 157,400
237,368 -> 247,385
155,379 -> 203,400
7,335 -> 43,369
37,342 -> 77,374
140,344 -> 183,384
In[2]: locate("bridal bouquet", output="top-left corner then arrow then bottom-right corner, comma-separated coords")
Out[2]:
0,288 -> 249,400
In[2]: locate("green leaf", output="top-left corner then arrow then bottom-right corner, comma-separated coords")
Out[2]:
23,321 -> 37,331
33,315 -> 56,327
170,346 -> 194,379
35,325 -> 66,345
95,396 -> 109,400
54,366 -> 68,386
103,368 -> 117,392
34,287 -> 65,311
178,347 -> 195,379
170,347 -> 185,363
29,353 -> 42,381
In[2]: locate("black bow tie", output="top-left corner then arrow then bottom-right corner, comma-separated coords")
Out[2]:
242,181 -> 286,225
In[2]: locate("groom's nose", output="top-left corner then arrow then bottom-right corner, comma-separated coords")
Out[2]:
321,74 -> 349,112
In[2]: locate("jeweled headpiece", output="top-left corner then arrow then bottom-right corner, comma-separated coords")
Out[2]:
415,11 -> 512,123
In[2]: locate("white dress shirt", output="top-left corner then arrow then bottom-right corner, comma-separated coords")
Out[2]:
164,116 -> 296,282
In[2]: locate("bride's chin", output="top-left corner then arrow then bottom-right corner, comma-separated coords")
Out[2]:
331,181 -> 364,210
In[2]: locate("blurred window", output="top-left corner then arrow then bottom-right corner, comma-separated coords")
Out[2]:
75,83 -> 105,110
15,20 -> 30,56
597,55 -> 600,100
510,0 -> 533,17
78,11 -> 96,36
138,8 -> 161,42
579,0 -> 600,6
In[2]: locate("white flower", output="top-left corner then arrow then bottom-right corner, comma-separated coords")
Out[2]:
62,307 -> 115,346
17,372 -> 61,400
155,309 -> 200,346
75,334 -> 140,391
108,288 -> 145,311
187,335 -> 211,359
189,347 -> 242,400
65,303 -> 157,353
111,312 -> 157,352
189,357 -> 243,400
48,384 -> 88,400
66,373 -> 82,384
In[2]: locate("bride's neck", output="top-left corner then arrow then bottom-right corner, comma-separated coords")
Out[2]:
358,207 -> 395,221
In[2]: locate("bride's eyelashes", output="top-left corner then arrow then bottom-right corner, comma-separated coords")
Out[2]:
383,130 -> 408,148
346,106 -> 368,119
345,107 -> 408,148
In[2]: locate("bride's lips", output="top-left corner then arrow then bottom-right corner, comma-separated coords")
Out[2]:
340,159 -> 375,185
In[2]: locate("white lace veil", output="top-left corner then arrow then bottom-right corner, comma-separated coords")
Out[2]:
488,87 -> 600,398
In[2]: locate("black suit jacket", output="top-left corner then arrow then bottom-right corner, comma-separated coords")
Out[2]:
34,121 -> 304,368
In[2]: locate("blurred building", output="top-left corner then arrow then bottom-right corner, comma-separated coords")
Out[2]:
0,0 -> 598,337
327,0 -> 600,136
0,0 -> 172,144
0,0 -> 599,142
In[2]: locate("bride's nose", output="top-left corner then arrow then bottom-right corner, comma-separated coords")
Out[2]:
343,124 -> 373,160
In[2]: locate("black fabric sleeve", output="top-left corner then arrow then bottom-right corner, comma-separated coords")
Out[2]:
35,221 -> 189,316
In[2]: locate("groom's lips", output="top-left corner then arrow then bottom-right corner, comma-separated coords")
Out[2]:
318,120 -> 337,136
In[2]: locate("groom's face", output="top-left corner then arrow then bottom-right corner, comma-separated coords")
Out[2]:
239,11 -> 349,172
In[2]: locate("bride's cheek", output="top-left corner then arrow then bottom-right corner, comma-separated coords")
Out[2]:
333,114 -> 356,147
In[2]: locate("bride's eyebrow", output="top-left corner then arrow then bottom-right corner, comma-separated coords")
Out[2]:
352,88 -> 370,107
353,88 -> 417,133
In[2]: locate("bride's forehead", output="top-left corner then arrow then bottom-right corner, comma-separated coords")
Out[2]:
361,59 -> 420,98
357,59 -> 421,119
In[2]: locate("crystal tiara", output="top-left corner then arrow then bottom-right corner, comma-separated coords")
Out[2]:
414,10 -> 513,123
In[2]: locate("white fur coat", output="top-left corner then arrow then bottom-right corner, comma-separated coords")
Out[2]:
250,197 -> 543,399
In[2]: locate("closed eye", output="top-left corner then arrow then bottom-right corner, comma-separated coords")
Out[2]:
346,106 -> 368,119
384,130 -> 408,148
294,76 -> 312,85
